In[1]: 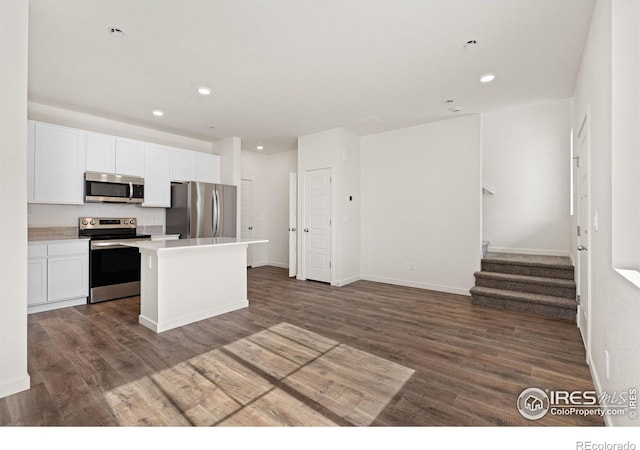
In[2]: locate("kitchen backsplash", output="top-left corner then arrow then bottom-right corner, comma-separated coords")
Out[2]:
27,203 -> 166,228
137,225 -> 163,235
28,226 -> 78,241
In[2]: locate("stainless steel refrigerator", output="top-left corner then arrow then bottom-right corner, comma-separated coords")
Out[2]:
166,182 -> 237,239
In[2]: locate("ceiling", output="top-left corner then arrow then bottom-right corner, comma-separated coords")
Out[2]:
27,0 -> 595,154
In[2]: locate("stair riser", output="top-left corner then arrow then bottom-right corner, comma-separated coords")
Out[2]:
475,277 -> 576,298
471,295 -> 576,321
481,262 -> 574,280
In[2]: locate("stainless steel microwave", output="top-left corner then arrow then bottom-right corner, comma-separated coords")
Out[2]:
84,172 -> 144,204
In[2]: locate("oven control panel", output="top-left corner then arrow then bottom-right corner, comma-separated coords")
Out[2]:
79,217 -> 137,230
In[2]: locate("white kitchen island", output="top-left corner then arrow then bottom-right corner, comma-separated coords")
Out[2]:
124,237 -> 268,333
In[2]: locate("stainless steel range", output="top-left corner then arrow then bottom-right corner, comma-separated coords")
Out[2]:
78,217 -> 151,303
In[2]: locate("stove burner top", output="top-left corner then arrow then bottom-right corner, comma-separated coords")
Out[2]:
88,233 -> 152,241
78,217 -> 150,240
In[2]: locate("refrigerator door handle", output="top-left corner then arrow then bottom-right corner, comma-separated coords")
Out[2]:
211,190 -> 218,237
213,190 -> 220,237
216,190 -> 221,237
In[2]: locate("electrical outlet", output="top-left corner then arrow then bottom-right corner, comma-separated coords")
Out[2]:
403,261 -> 410,271
409,262 -> 416,271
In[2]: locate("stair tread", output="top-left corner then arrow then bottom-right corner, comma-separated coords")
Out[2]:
470,286 -> 577,309
482,252 -> 572,269
474,271 -> 576,287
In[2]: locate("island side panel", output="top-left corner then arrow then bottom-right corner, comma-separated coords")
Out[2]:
155,244 -> 249,332
139,249 -> 160,332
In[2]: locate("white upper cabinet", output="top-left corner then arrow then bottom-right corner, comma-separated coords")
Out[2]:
28,120 -> 220,207
143,143 -> 172,207
115,137 -> 145,177
172,148 -> 196,182
196,152 -> 221,184
86,132 -> 116,173
30,121 -> 86,204
86,133 -> 144,177
172,148 -> 220,184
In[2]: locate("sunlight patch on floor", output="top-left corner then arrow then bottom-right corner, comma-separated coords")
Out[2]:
104,322 -> 414,426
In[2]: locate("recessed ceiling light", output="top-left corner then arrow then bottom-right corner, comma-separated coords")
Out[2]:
444,99 -> 454,104
450,108 -> 462,113
152,110 -> 164,117
108,27 -> 125,37
256,146 -> 264,151
197,87 -> 211,95
480,73 -> 496,83
208,125 -> 215,130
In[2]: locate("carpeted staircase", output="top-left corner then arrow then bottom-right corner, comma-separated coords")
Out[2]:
470,252 -> 577,321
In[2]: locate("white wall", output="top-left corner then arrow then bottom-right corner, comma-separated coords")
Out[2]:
29,102 -> 213,153
297,128 -> 361,285
215,137 -> 242,186
611,0 -> 640,271
0,0 -> 30,398
483,100 -> 572,256
215,137 -> 242,238
335,129 -> 361,284
572,0 -> 640,426
241,151 -> 270,266
266,150 -> 298,267
240,150 -> 298,268
361,115 -> 482,295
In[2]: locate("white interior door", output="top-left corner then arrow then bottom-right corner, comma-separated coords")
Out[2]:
289,172 -> 297,277
304,168 -> 331,283
241,179 -> 253,267
576,115 -> 591,357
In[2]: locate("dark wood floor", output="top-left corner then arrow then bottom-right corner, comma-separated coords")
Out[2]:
0,266 -> 602,426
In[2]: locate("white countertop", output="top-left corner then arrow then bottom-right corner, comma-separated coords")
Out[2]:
122,237 -> 268,252
28,237 -> 90,244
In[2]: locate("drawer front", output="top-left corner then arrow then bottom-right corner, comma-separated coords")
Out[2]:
28,244 -> 48,258
47,241 -> 88,257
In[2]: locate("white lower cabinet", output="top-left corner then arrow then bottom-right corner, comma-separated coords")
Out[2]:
27,258 -> 47,306
27,240 -> 89,314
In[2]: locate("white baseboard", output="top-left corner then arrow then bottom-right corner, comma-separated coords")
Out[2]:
360,274 -> 471,296
0,374 -> 30,399
488,246 -> 570,257
250,262 -> 289,269
588,357 -> 614,426
333,275 -> 361,287
249,260 -> 269,268
266,261 -> 289,269
28,297 -> 87,314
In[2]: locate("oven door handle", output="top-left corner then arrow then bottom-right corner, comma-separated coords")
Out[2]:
129,182 -> 133,201
91,242 -> 132,250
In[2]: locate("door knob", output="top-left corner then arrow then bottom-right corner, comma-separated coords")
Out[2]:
289,227 -> 296,232
304,228 -> 309,233
248,226 -> 253,230
577,245 -> 588,251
